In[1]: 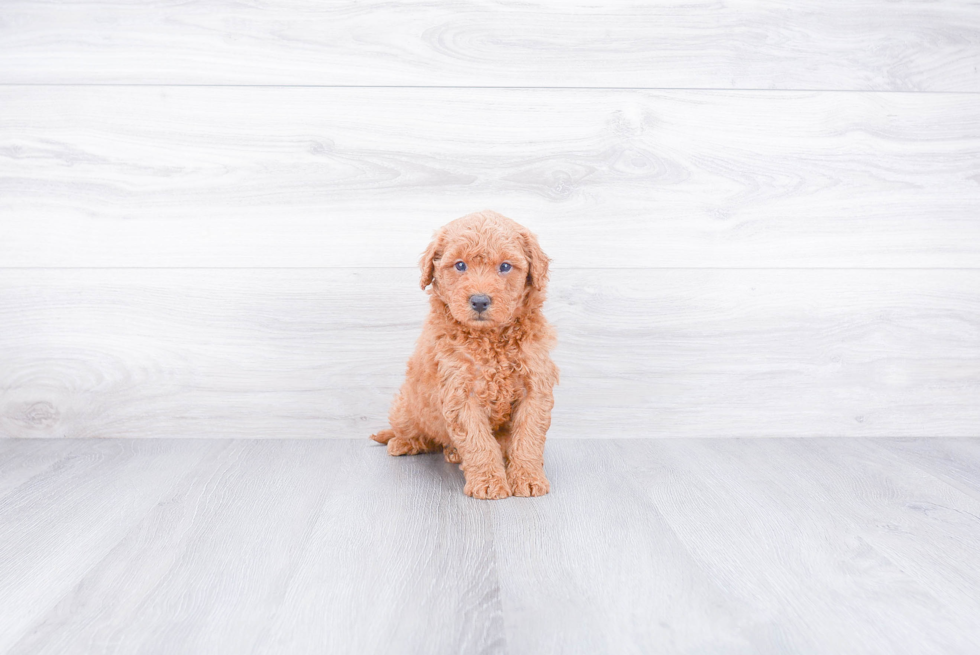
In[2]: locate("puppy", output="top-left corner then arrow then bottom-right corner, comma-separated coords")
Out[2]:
371,210 -> 559,499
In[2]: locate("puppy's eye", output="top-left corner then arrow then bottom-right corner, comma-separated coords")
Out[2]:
499,262 -> 512,273
454,261 -> 467,272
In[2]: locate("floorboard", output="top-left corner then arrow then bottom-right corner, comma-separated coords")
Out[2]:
0,439 -> 88,499
1,438 -> 979,654
629,438 -> 980,653
873,438 -> 980,501
0,439 -> 220,651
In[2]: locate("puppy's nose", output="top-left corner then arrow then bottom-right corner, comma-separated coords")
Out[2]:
469,294 -> 491,313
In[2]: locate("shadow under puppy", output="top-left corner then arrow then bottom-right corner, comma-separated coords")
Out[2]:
371,210 -> 559,499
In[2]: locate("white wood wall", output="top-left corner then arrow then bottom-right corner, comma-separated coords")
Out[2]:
1,1 -> 978,438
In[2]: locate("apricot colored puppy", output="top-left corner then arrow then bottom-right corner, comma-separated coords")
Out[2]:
371,211 -> 559,499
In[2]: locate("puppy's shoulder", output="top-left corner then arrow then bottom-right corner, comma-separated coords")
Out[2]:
519,311 -> 557,351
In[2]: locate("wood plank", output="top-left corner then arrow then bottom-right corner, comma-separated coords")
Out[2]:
624,438 -> 980,653
773,438 -> 980,626
247,441 -> 504,655
5,439 -> 503,655
0,439 -> 88,499
1,268 -> 977,439
491,440 -> 760,653
1,0 -> 978,90
3,87 -> 979,268
873,438 -> 980,501
0,439 -> 220,651
4,438 -> 980,653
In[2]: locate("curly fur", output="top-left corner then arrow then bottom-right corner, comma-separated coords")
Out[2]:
370,210 -> 559,499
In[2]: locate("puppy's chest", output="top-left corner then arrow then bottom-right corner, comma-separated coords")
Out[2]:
466,347 -> 526,428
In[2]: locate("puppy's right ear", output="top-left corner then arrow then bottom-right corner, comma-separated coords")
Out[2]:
419,230 -> 444,290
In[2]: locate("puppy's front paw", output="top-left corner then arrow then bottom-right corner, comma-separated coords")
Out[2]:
463,472 -> 511,500
443,446 -> 462,464
507,465 -> 550,497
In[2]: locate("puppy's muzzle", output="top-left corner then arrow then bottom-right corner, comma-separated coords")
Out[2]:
469,294 -> 491,313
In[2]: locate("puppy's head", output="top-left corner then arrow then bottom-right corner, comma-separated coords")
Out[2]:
420,211 -> 549,330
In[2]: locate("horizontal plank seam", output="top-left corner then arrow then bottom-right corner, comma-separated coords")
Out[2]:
1,437 -> 972,443
1,83 -> 980,95
3,267 -> 980,272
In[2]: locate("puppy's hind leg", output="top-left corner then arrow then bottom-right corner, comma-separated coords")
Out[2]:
370,429 -> 395,444
386,433 -> 441,457
374,388 -> 442,456
372,427 -> 439,456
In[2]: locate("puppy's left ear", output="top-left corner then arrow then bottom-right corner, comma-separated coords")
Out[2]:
419,229 -> 445,290
520,227 -> 550,291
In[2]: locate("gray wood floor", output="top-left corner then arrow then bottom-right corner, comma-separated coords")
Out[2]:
2,438 -> 979,654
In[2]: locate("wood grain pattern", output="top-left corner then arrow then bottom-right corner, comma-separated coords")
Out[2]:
3,87 -> 980,268
491,440 -> 759,654
623,438 -> 980,653
795,438 -> 980,615
0,439 -> 220,651
874,438 -> 980,500
1,0 -> 979,90
2,438 -> 980,654
0,438 -> 88,499
1,268 -> 977,439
